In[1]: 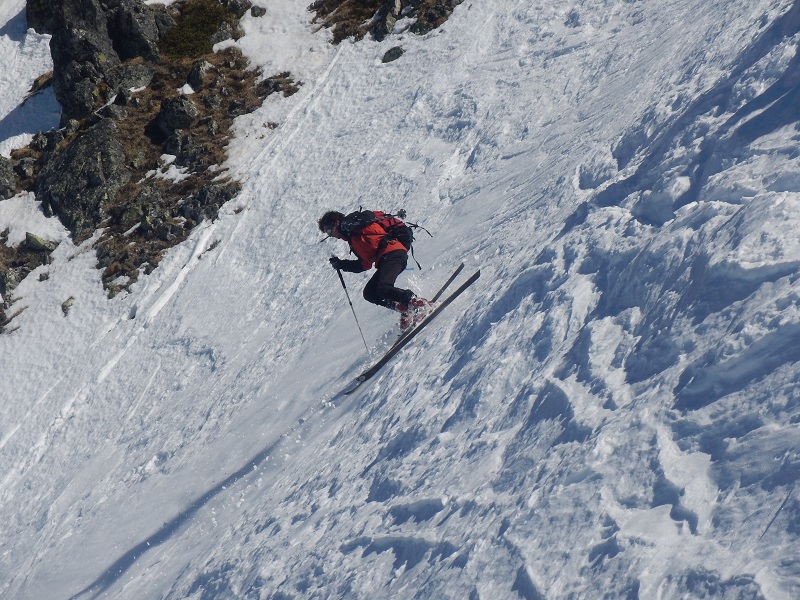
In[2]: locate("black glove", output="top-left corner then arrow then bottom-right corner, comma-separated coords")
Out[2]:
329,256 -> 345,270
330,256 -> 364,273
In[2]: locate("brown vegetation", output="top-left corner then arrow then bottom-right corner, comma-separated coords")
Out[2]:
1,0 -> 460,331
309,0 -> 385,43
96,48 -> 299,297
309,0 -> 463,43
1,0 -> 300,332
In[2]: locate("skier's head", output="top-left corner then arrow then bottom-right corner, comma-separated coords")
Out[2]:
318,211 -> 344,236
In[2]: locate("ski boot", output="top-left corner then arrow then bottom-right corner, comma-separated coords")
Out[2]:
408,296 -> 433,327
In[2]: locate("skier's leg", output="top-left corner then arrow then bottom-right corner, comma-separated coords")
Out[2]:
363,251 -> 412,309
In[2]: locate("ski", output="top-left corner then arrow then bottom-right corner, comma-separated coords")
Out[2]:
389,262 -> 463,351
431,262 -> 464,303
343,269 -> 480,395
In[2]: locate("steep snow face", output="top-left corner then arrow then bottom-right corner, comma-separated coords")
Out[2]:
0,1 -> 59,156
2,0 -> 800,599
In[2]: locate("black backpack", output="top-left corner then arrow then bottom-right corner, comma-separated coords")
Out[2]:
339,209 -> 429,267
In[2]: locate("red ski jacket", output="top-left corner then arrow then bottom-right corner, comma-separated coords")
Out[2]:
349,212 -> 408,271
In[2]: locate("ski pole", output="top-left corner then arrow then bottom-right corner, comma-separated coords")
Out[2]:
335,266 -> 371,356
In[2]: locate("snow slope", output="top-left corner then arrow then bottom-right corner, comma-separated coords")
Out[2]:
2,0 -> 800,598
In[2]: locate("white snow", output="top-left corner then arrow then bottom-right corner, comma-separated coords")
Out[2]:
0,0 -> 59,157
0,192 -> 68,247
1,0 -> 800,598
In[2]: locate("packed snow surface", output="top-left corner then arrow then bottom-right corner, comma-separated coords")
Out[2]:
2,0 -> 800,598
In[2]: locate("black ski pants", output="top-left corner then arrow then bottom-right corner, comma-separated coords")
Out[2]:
363,250 -> 414,309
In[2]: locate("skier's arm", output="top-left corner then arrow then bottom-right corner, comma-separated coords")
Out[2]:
330,256 -> 365,273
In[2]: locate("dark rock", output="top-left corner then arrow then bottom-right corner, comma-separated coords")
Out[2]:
163,132 -> 200,167
119,205 -> 145,230
187,59 -> 215,90
113,87 -> 137,106
30,129 -> 63,154
0,157 -> 17,199
251,6 -> 266,18
370,6 -> 392,41
410,2 -> 454,35
132,184 -> 163,211
47,0 -> 166,123
382,46 -> 405,63
25,232 -> 58,252
156,223 -> 180,242
36,119 -> 131,241
30,132 -> 49,152
227,98 -> 249,118
61,296 -> 74,316
204,117 -> 220,136
211,21 -> 235,45
98,104 -> 129,120
106,62 -> 156,95
26,0 -> 56,34
221,0 -> 254,18
49,0 -> 121,122
0,270 -> 19,301
108,185 -> 160,231
106,0 -> 162,61
14,158 -> 36,180
63,119 -> 81,137
180,181 -> 239,223
152,5 -> 177,38
156,96 -> 200,137
202,92 -> 223,109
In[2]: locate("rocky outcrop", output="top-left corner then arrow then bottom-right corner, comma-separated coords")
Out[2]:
106,0 -> 166,60
155,96 -> 200,137
106,62 -> 157,94
180,181 -> 240,224
7,0 -> 295,311
37,119 -> 130,241
0,157 -> 17,199
187,59 -> 214,89
0,229 -> 58,332
25,0 -> 56,34
408,0 -> 465,35
36,0 -> 173,124
310,0 -> 464,43
24,233 -> 58,253
220,0 -> 253,18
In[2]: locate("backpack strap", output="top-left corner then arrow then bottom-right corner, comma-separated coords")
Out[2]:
408,244 -> 422,270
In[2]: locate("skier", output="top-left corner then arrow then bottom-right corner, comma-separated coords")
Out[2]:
319,210 -> 432,329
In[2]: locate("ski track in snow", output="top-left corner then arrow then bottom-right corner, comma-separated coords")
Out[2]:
2,0 -> 800,598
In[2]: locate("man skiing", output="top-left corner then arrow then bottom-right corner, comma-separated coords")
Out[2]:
319,210 -> 432,329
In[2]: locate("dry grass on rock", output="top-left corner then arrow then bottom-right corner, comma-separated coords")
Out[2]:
309,0 -> 464,43
1,0 -> 300,331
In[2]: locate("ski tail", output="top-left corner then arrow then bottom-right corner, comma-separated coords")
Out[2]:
344,269 -> 480,395
396,262 -> 464,347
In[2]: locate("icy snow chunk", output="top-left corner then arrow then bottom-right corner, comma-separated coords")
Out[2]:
718,192 -> 800,269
